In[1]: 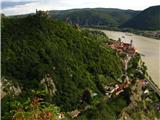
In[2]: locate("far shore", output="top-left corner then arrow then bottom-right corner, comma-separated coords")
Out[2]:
83,26 -> 160,40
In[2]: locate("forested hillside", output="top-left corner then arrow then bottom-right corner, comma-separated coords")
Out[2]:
121,5 -> 160,30
1,13 -> 125,119
49,8 -> 139,27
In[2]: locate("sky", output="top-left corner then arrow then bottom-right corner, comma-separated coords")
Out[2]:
1,0 -> 160,15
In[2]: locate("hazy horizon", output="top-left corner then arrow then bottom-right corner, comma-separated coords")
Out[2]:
1,0 -> 160,16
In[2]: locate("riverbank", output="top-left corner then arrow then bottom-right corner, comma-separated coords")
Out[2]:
84,26 -> 160,40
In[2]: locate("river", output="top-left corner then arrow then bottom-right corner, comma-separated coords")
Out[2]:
102,30 -> 160,88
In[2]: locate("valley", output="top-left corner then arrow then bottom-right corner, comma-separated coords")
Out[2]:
1,4 -> 160,120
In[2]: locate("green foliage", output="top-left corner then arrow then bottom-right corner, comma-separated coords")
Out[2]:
126,100 -> 160,119
121,5 -> 160,30
2,14 -> 123,114
1,89 -> 65,120
4,97 -> 61,120
127,53 -> 147,79
50,8 -> 139,27
76,94 -> 128,120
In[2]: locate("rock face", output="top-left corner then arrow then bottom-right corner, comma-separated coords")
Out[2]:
130,80 -> 143,106
41,74 -> 57,96
1,77 -> 22,98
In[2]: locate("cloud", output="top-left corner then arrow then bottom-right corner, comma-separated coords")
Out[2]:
1,0 -> 71,15
1,1 -> 37,9
2,2 -> 44,15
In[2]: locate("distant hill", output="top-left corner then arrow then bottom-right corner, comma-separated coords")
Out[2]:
121,5 -> 160,30
49,8 -> 140,27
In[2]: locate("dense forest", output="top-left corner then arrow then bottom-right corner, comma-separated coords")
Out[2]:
120,5 -> 160,30
49,8 -> 139,28
1,13 -> 124,119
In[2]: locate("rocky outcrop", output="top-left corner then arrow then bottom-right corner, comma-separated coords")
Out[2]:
129,80 -> 143,107
41,74 -> 57,96
1,77 -> 22,98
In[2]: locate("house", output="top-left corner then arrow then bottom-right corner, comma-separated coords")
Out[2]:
110,78 -> 131,95
127,47 -> 136,56
110,84 -> 123,95
104,85 -> 114,96
58,112 -> 65,119
123,43 -> 131,47
108,40 -> 136,56
123,80 -> 130,88
68,110 -> 81,118
140,80 -> 148,87
144,89 -> 149,94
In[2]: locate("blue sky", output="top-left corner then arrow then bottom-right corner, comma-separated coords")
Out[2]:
1,0 -> 160,15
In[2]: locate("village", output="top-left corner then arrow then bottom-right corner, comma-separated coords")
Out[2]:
103,38 -> 150,98
107,38 -> 136,56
